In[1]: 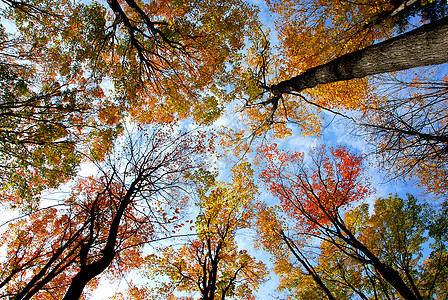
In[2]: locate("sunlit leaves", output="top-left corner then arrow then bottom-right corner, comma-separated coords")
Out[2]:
257,144 -> 371,230
141,162 -> 268,300
0,0 -> 260,207
271,195 -> 448,299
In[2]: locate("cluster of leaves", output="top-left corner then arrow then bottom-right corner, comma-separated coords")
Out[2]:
273,195 -> 448,299
0,63 -> 81,208
228,0 -> 399,140
0,0 -> 268,298
0,0 -> 260,207
229,0 -> 448,168
0,1 -> 117,208
258,145 -> 370,230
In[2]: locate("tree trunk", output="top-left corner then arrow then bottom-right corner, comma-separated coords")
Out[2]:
272,16 -> 448,94
63,177 -> 140,300
337,220 -> 421,300
280,231 -> 337,300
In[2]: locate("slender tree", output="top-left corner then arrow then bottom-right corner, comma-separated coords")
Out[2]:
260,195 -> 448,299
257,145 -> 430,300
142,163 -> 268,300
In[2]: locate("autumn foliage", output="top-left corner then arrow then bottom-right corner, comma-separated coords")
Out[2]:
1,0 -> 448,299
0,125 -> 212,299
139,163 -> 268,300
258,144 -> 371,230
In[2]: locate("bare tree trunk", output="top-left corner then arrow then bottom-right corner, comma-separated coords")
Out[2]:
272,16 -> 448,94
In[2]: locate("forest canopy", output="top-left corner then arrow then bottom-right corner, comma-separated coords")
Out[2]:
0,0 -> 447,299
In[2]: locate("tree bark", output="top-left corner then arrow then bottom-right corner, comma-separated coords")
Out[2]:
272,16 -> 448,94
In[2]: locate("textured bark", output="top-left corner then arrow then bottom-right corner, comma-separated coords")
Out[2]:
272,16 -> 448,94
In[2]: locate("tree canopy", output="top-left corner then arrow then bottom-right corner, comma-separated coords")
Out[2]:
0,0 -> 448,299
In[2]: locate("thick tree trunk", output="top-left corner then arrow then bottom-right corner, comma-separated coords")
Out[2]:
62,257 -> 114,300
272,16 -> 448,94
